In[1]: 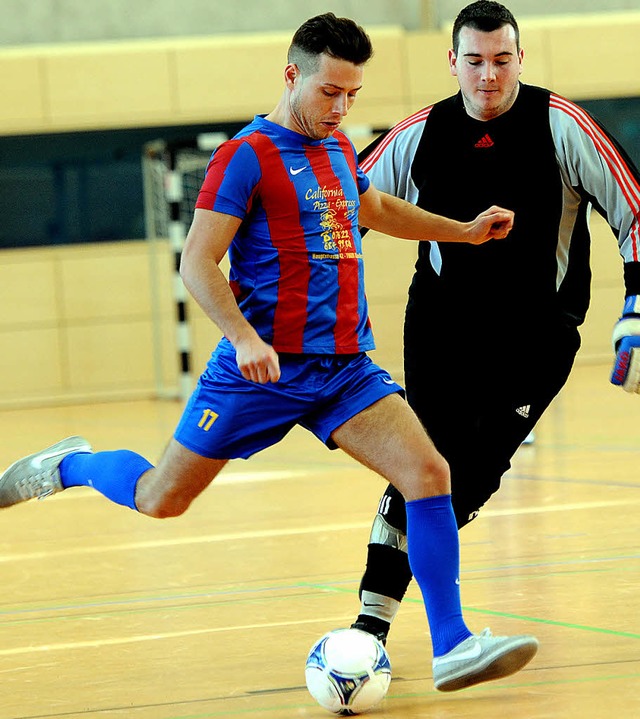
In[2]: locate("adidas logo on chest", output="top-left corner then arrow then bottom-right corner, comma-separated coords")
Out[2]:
474,133 -> 495,149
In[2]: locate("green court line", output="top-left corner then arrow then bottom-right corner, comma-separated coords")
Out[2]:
461,605 -> 640,640
302,582 -> 640,640
3,573 -> 639,644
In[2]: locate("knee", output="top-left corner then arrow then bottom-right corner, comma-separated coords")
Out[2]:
421,450 -> 451,495
401,450 -> 450,501
135,488 -> 191,519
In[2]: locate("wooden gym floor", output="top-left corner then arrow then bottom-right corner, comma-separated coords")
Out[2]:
0,362 -> 638,718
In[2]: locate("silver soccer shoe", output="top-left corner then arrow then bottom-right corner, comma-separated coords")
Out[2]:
0,436 -> 92,508
433,628 -> 539,692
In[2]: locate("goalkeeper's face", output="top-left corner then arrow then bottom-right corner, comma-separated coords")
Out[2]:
449,24 -> 523,122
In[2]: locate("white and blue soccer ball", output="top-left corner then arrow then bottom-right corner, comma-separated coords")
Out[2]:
305,628 -> 392,715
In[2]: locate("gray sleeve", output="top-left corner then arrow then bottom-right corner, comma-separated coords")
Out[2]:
549,95 -> 640,266
359,110 -> 431,204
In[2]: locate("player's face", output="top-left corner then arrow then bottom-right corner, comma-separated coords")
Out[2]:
449,24 -> 523,121
287,54 -> 363,140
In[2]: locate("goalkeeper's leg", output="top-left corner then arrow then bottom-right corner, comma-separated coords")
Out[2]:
351,484 -> 411,642
352,481 -> 496,643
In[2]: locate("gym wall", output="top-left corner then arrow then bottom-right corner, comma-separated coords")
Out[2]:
0,11 -> 638,407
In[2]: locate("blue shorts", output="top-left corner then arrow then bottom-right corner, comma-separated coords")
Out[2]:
174,339 -> 403,459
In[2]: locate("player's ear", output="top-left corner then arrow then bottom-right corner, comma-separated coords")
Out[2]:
448,49 -> 458,77
285,63 -> 299,89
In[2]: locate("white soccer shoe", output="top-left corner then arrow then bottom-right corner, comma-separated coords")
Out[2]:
0,436 -> 92,508
432,628 -> 539,692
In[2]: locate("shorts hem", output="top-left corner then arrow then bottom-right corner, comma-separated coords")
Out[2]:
317,383 -> 403,449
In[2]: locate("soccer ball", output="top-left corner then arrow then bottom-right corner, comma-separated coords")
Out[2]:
305,628 -> 391,715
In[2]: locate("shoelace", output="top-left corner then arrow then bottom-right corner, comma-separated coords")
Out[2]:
17,472 -> 58,501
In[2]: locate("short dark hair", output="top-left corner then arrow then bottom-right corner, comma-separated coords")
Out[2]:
288,13 -> 373,75
452,1 -> 520,55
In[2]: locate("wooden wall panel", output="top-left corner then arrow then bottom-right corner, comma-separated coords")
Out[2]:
43,42 -> 175,130
0,328 -> 63,397
0,52 -> 46,132
173,33 -> 289,122
65,320 -> 155,390
0,13 -> 639,134
59,244 -> 152,321
578,214 -> 626,362
515,24 -> 551,88
0,12 -> 638,405
0,251 -> 58,326
347,27 -> 411,128
546,14 -> 640,99
405,30 -> 458,109
0,213 -> 629,407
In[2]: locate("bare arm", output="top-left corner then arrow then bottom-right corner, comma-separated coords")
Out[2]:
358,183 -> 514,244
180,208 -> 280,383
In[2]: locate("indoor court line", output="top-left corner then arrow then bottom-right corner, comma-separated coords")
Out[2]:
479,498 -> 629,517
305,584 -> 640,640
0,497 -> 630,566
3,585 -> 638,661
0,614 -> 354,659
2,604 -> 638,662
509,470 -> 640,490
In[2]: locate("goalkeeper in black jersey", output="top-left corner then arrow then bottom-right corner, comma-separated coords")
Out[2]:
351,0 -> 640,645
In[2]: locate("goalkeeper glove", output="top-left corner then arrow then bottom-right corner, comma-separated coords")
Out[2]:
611,295 -> 640,393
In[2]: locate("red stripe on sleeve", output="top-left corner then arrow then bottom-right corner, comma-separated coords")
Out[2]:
551,94 -> 640,260
360,106 -> 433,174
195,139 -> 244,211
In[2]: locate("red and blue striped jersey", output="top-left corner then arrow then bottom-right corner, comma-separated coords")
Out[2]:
195,115 -> 373,354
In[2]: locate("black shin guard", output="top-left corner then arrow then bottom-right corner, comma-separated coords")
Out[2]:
353,486 -> 414,642
359,543 -> 413,602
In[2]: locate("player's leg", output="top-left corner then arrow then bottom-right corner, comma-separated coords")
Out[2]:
330,392 -> 471,656
351,356 -> 479,643
353,320 -> 580,646
330,393 -> 538,691
0,341 -> 284,516
351,483 -> 412,641
352,443 -> 514,643
0,432 -> 228,516
134,440 -> 228,517
61,438 -> 228,517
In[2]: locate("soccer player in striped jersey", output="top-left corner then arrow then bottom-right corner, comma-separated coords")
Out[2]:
0,12 -> 538,693
350,0 -> 640,650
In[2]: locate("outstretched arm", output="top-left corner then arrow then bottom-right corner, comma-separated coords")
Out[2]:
358,183 -> 514,245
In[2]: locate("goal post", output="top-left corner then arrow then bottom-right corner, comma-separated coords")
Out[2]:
141,133 -> 228,401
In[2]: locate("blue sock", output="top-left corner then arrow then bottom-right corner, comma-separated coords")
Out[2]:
60,450 -> 153,511
405,494 -> 472,656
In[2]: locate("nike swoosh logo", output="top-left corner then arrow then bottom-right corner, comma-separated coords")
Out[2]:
435,641 -> 482,666
382,378 -> 396,385
289,166 -> 307,176
363,602 -> 385,607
